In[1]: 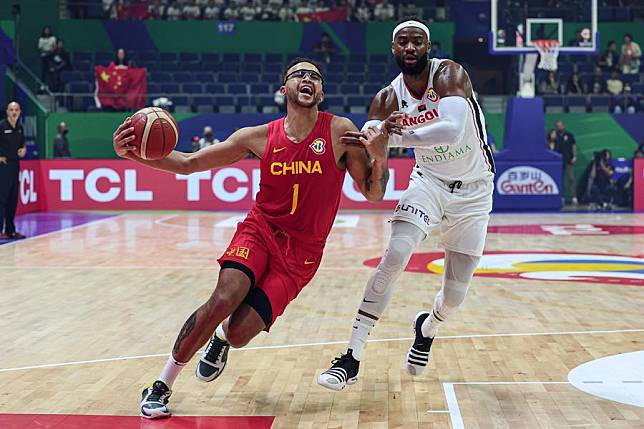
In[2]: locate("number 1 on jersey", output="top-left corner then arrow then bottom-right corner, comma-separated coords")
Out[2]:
290,183 -> 299,215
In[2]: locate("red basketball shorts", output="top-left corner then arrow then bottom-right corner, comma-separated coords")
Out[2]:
217,209 -> 323,329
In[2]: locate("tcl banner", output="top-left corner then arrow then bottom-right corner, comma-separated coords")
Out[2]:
19,159 -> 416,211
634,158 -> 644,212
16,160 -> 43,214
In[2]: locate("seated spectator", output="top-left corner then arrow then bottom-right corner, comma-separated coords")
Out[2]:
315,32 -> 337,63
585,149 -> 617,209
429,41 -> 449,59
353,0 -> 370,22
620,33 -> 641,74
539,71 -> 559,95
190,135 -> 201,153
148,0 -> 166,19
596,40 -> 619,72
374,0 -> 395,21
240,2 -> 257,20
399,2 -> 422,20
166,1 -> 182,20
614,85 -> 637,114
203,0 -> 220,19
546,129 -> 557,151
589,66 -> 605,94
47,39 -> 71,93
566,72 -> 585,95
38,26 -> 56,86
278,3 -> 294,21
606,71 -> 623,95
183,1 -> 202,19
199,126 -> 219,149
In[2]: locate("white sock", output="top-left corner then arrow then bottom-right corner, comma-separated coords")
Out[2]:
215,324 -> 227,342
421,309 -> 445,339
346,313 -> 377,361
158,356 -> 186,389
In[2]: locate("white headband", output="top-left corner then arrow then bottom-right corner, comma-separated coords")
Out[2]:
392,21 -> 430,42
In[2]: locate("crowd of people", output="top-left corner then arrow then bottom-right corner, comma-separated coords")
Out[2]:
537,35 -> 642,111
547,119 -> 641,209
97,0 -> 442,22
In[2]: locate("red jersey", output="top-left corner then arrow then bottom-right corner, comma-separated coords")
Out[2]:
255,112 -> 345,245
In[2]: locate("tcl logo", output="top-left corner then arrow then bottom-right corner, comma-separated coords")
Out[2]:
19,169 -> 38,205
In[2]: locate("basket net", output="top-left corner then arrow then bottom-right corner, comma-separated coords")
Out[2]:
534,39 -> 560,71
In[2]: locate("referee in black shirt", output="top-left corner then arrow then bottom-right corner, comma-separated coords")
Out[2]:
0,101 -> 27,240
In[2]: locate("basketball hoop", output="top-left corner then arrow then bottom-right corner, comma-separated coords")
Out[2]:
534,39 -> 560,71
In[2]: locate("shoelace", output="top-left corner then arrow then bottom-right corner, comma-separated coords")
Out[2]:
330,353 -> 351,367
204,337 -> 226,363
147,385 -> 167,402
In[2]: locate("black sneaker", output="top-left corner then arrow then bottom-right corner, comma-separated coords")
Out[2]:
405,311 -> 434,376
196,334 -> 230,382
140,380 -> 172,419
317,349 -> 360,391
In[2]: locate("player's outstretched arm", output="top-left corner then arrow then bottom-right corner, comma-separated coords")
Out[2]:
336,116 -> 389,202
113,118 -> 266,174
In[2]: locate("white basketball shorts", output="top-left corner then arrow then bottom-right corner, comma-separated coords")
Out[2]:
390,167 -> 494,256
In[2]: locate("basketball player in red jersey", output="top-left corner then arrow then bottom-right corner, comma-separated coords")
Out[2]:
112,58 -> 394,419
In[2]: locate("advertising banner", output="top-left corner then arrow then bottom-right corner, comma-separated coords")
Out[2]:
634,158 -> 644,212
20,159 -> 417,212
15,160 -> 43,214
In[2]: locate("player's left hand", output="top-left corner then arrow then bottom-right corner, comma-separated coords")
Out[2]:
348,127 -> 388,162
17,147 -> 26,158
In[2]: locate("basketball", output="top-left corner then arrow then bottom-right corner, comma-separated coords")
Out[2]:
130,107 -> 178,160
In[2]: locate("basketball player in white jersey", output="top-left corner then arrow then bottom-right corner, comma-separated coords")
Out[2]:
318,19 -> 495,390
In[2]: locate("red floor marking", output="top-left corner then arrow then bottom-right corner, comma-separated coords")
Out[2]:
0,414 -> 274,429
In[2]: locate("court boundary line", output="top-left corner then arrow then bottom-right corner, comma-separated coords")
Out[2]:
443,381 -> 572,429
0,328 -> 641,374
0,215 -> 124,247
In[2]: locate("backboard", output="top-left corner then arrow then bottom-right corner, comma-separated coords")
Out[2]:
490,0 -> 599,55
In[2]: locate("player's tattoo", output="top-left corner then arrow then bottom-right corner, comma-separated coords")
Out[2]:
173,310 -> 197,355
380,168 -> 390,191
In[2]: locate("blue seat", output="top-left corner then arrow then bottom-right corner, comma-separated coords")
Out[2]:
246,63 -> 262,74
262,73 -> 281,83
161,83 -> 180,94
73,60 -> 91,71
348,63 -> 364,74
363,83 -> 382,95
621,74 -> 640,85
577,63 -> 594,74
194,72 -> 215,83
348,96 -> 368,107
201,53 -> 219,63
179,52 -> 199,63
257,96 -> 274,107
218,73 -> 237,83
346,73 -> 364,82
327,63 -> 345,73
632,83 -> 644,94
147,82 -> 160,94
172,96 -> 189,106
341,83 -> 360,94
160,52 -> 177,62
201,61 -> 220,72
369,54 -> 388,64
615,7 -> 630,20
243,53 -> 262,63
67,81 -> 90,93
236,96 -> 253,105
61,71 -> 82,83
324,83 -> 338,94
265,63 -> 282,74
205,83 -> 225,94
326,73 -> 344,84
221,63 -> 240,73
227,84 -> 247,94
558,63 -> 573,74
214,95 -> 235,107
598,7 -> 614,21
240,73 -> 259,83
161,61 -> 180,71
222,53 -> 241,63
543,95 -> 564,112
95,52 -> 113,64
566,95 -> 587,112
150,72 -> 171,82
73,51 -> 92,62
250,83 -> 270,94
265,53 -> 283,63
173,72 -> 192,83
183,83 -> 202,93
193,95 -> 213,105
140,51 -> 159,62
183,62 -> 202,72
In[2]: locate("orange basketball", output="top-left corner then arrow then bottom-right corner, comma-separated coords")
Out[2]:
130,107 -> 178,160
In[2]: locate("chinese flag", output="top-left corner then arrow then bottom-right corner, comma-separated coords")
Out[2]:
94,62 -> 147,110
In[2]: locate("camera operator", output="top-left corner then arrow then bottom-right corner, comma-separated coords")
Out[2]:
587,149 -> 617,210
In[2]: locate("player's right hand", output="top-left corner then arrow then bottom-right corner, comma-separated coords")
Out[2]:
382,111 -> 405,136
112,117 -> 138,159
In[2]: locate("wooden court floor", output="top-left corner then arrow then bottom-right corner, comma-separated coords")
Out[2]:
0,211 -> 643,428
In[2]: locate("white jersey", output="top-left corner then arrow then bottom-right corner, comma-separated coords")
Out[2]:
390,58 -> 495,183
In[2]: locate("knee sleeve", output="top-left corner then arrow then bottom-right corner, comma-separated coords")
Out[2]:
433,250 -> 480,318
361,221 -> 425,318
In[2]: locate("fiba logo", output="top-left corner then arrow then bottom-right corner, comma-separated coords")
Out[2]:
309,138 -> 326,155
427,88 -> 439,102
434,145 -> 449,154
